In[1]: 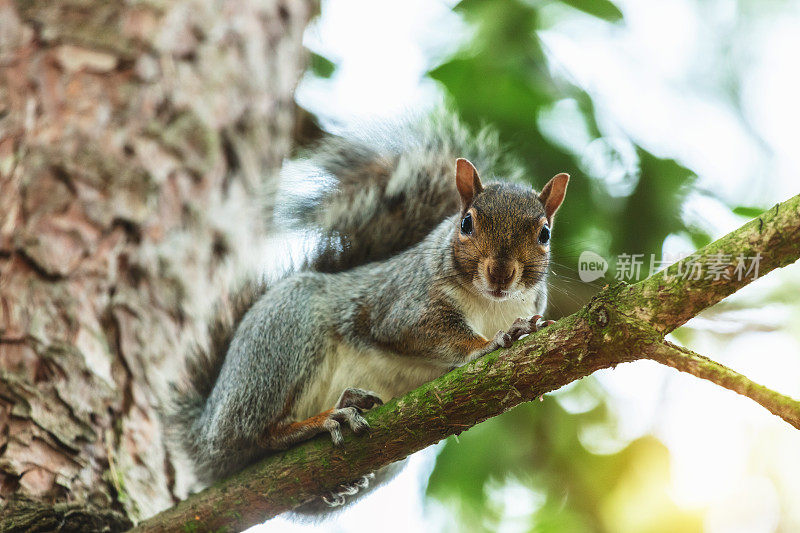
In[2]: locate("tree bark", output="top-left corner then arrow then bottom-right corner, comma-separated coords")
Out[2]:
0,0 -> 313,529
134,193 -> 800,533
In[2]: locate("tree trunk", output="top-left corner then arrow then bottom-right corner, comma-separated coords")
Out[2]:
0,0 -> 312,529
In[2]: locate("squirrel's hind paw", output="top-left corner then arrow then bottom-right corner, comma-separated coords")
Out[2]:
336,387 -> 383,410
324,388 -> 383,447
321,473 -> 376,507
325,407 -> 369,446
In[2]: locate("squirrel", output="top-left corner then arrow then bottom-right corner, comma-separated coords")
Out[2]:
165,114 -> 569,511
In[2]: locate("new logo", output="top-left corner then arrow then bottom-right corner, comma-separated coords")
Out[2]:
578,251 -> 608,283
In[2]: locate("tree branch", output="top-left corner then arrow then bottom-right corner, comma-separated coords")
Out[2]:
645,340 -> 800,430
624,200 -> 800,335
134,193 -> 800,533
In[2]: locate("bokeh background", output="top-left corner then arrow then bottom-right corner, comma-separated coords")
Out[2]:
262,0 -> 800,531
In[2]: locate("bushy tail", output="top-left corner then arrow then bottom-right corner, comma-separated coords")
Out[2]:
291,112 -> 522,273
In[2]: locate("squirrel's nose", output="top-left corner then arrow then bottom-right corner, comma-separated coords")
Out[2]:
487,262 -> 516,286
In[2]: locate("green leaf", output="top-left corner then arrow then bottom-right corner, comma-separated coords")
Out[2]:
689,230 -> 713,250
732,205 -> 766,218
558,0 -> 624,22
429,58 -> 553,125
309,52 -> 336,79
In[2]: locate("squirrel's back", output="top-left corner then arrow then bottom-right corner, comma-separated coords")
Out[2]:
293,112 -> 522,272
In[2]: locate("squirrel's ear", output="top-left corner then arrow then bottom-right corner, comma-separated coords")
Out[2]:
455,158 -> 484,211
539,172 -> 569,225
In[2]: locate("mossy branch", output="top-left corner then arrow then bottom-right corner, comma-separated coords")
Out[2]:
134,193 -> 800,533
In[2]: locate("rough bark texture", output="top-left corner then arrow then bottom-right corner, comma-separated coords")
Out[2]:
134,193 -> 800,533
0,0 -> 313,529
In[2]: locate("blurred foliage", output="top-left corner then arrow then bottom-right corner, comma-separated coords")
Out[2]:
558,0 -> 623,22
427,393 -> 702,533
429,0 -> 711,307
423,0 -> 709,531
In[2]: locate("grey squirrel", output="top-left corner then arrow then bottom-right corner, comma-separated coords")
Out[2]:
166,114 -> 569,510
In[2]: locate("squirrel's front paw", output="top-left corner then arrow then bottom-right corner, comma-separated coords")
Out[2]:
506,314 -> 553,339
480,315 -> 553,356
324,388 -> 384,446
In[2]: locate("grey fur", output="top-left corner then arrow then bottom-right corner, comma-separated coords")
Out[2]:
164,277 -> 270,481
166,113 -> 553,512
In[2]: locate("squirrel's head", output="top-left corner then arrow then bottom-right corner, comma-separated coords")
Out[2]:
451,158 -> 569,301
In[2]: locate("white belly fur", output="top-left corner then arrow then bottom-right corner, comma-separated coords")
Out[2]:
450,287 -> 544,340
289,342 -> 447,422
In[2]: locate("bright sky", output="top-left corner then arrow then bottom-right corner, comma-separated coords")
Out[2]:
255,0 -> 800,531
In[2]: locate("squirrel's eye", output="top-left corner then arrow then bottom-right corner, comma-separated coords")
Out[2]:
538,224 -> 551,245
460,213 -> 473,235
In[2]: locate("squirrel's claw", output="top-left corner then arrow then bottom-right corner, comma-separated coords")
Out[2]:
321,473 -> 376,507
336,406 -> 370,433
322,493 -> 346,507
354,472 -> 375,488
502,314 -> 547,344
494,331 -> 514,349
325,406 -> 371,446
323,417 -> 344,446
508,315 -> 540,340
510,315 -> 554,337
